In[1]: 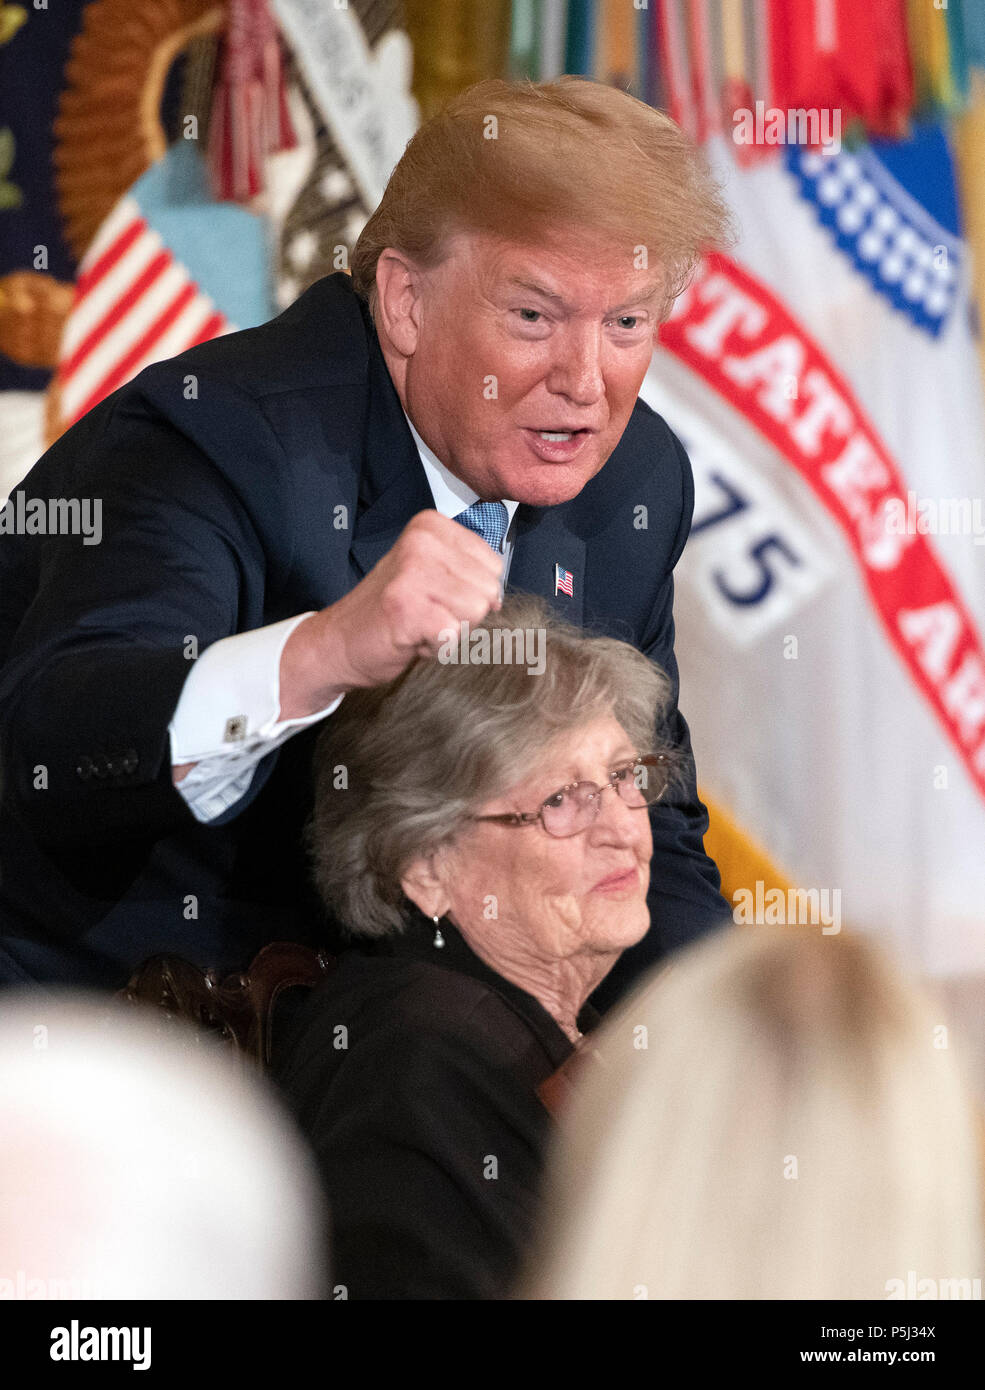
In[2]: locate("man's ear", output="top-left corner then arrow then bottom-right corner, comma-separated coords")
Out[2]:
375,249 -> 425,357
400,851 -> 450,920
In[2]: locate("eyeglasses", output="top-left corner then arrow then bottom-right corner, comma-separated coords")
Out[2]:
471,754 -> 669,839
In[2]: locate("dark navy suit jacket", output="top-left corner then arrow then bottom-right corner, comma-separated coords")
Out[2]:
0,272 -> 728,996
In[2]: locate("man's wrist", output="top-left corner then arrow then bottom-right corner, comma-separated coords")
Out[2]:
278,607 -> 355,720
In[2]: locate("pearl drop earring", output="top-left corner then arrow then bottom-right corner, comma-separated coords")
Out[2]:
431,914 -> 445,949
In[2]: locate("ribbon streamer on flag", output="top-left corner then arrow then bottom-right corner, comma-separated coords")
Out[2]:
207,0 -> 297,203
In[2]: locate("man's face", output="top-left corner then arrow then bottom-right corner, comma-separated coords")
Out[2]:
400,230 -> 664,506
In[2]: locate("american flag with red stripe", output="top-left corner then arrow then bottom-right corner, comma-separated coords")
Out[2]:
555,564 -> 574,597
55,196 -> 232,430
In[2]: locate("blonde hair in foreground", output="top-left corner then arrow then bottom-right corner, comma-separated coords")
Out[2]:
525,927 -> 985,1300
351,76 -> 734,323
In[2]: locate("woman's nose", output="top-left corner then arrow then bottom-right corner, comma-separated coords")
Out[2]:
588,784 -> 645,843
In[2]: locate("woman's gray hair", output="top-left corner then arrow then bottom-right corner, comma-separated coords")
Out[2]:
308,591 -> 680,939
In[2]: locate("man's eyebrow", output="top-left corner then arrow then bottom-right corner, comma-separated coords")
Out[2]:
607,285 -> 663,314
507,277 -> 567,306
505,278 -> 662,316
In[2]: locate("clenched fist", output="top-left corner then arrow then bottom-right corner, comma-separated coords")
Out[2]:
279,510 -> 505,718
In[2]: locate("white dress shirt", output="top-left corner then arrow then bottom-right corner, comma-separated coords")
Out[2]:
170,411 -> 519,823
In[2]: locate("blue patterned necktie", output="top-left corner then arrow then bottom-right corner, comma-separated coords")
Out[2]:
453,500 -> 509,553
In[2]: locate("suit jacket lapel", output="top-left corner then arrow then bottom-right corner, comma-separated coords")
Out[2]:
508,505 -> 585,627
349,465 -> 435,580
349,320 -> 435,581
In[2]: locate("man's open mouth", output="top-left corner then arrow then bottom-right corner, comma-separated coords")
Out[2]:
526,427 -> 594,440
521,428 -> 594,461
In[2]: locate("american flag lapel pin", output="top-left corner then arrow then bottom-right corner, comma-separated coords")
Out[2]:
554,563 -> 574,597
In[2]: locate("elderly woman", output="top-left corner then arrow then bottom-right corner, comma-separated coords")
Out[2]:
272,592 -> 678,1300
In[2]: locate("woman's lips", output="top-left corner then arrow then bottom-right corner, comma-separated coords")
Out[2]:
521,428 -> 593,463
592,867 -> 638,893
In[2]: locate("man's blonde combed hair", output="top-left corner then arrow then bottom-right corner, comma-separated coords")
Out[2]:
351,76 -> 734,322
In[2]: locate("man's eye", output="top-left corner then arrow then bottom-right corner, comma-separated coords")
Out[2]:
615,315 -> 640,330
517,308 -> 542,323
543,789 -> 567,809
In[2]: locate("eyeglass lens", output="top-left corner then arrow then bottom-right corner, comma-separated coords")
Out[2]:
541,761 -> 662,837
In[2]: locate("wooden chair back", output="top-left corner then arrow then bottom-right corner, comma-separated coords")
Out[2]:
118,941 -> 335,1068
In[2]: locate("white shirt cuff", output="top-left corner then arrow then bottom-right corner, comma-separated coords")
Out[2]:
170,613 -> 343,823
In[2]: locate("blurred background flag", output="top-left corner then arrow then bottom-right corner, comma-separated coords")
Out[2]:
644,121 -> 985,976
54,141 -> 271,431
0,0 -> 416,494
